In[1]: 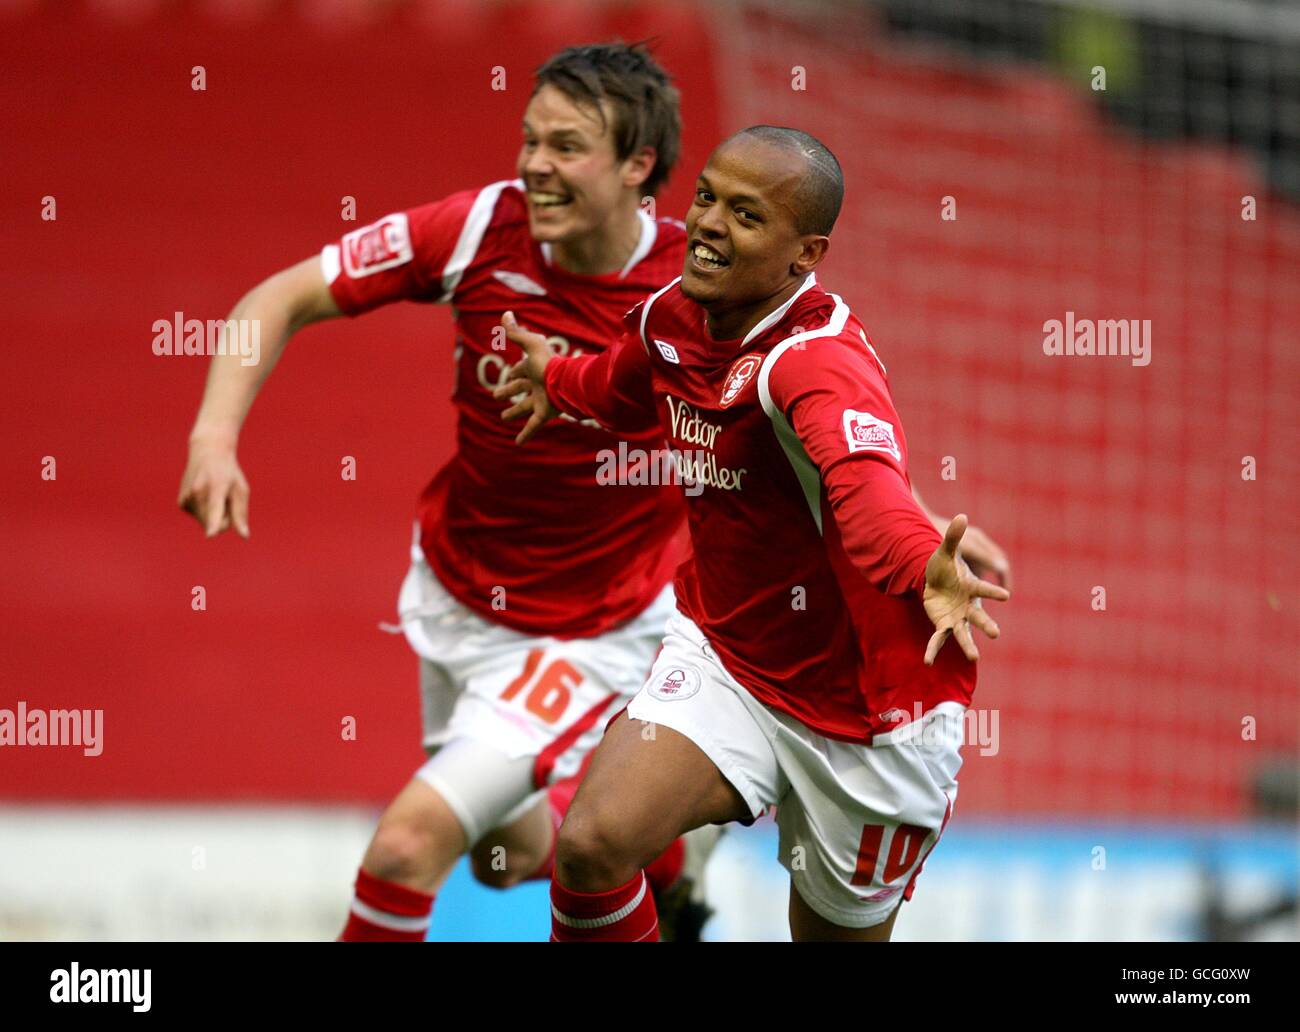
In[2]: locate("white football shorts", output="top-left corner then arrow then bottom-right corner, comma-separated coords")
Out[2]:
626,609 -> 963,929
394,536 -> 674,844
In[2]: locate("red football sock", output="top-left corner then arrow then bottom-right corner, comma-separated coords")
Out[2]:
550,871 -> 659,942
339,868 -> 435,942
643,835 -> 685,895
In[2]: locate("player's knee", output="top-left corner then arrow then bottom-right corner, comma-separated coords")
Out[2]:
365,821 -> 430,882
554,806 -> 641,889
365,813 -> 445,884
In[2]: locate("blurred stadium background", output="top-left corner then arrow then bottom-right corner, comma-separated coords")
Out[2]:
1,0 -> 1296,941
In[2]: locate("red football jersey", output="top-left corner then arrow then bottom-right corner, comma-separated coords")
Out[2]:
321,180 -> 688,637
544,273 -> 977,743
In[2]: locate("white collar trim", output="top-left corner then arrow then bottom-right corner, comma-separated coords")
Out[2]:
741,272 -> 818,346
539,208 -> 656,278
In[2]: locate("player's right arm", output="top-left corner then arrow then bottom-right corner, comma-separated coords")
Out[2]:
495,309 -> 658,444
178,257 -> 342,537
180,190 -> 481,537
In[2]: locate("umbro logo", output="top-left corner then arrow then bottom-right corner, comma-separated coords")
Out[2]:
654,339 -> 680,364
492,270 -> 547,296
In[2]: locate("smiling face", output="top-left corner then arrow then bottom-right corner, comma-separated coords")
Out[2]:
517,84 -> 647,247
681,135 -> 829,330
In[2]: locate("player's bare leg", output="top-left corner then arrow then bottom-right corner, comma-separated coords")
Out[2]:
788,882 -> 900,942
471,773 -> 707,938
558,712 -> 748,890
469,795 -> 553,889
549,712 -> 748,941
339,778 -> 466,941
362,777 -> 467,890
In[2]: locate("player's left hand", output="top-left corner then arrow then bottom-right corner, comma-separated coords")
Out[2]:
922,514 -> 1011,665
493,311 -> 559,444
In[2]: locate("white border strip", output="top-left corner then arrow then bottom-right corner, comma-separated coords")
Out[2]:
349,898 -> 431,933
742,272 -> 817,346
320,243 -> 341,286
551,873 -> 647,929
619,208 -> 658,279
438,179 -> 520,303
638,276 -> 682,352
755,293 -> 852,533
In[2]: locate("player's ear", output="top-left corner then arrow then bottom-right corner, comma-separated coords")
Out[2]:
792,235 -> 830,276
621,146 -> 657,192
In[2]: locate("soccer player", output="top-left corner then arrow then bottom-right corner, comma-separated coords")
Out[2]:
496,125 -> 1011,941
177,43 -> 696,941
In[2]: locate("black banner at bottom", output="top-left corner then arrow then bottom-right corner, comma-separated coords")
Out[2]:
0,941 -> 1281,1020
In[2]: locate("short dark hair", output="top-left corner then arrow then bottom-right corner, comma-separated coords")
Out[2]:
532,41 -> 682,197
727,125 -> 844,236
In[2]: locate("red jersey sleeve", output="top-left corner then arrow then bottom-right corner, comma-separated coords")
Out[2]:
320,189 -> 480,315
767,337 -> 940,596
543,304 -> 659,434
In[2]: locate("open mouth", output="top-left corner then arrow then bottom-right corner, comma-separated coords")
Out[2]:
528,190 -> 573,209
690,241 -> 729,270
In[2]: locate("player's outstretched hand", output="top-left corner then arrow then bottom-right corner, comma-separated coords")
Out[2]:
493,311 -> 559,445
178,440 -> 250,539
922,514 -> 1010,665
954,520 -> 1012,590
924,510 -> 1012,589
